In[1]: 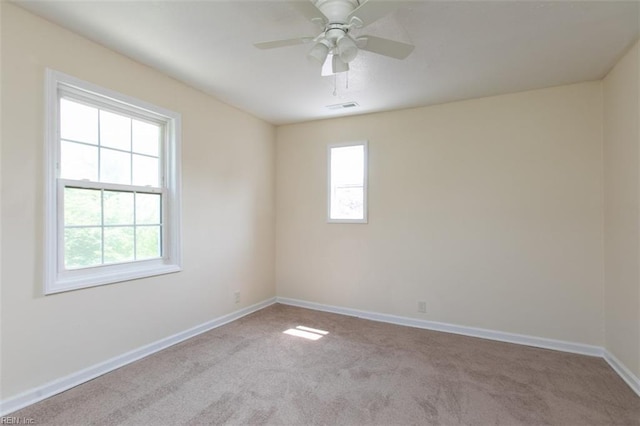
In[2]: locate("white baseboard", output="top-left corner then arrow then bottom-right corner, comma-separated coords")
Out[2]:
0,297 -> 277,416
276,297 -> 604,357
604,349 -> 640,397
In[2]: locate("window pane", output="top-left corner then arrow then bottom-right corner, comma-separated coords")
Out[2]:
136,226 -> 161,260
331,145 -> 364,185
64,227 -> 102,269
104,226 -> 134,264
132,155 -> 159,187
61,141 -> 98,181
64,187 -> 101,226
330,144 -> 365,220
104,191 -> 134,225
100,148 -> 131,185
100,110 -> 131,151
60,98 -> 98,145
331,186 -> 364,219
136,193 -> 161,224
132,120 -> 160,156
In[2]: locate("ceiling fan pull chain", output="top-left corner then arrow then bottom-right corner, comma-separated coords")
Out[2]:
346,71 -> 349,90
333,73 -> 338,96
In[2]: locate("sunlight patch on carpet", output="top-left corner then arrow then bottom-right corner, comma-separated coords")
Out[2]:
283,325 -> 329,340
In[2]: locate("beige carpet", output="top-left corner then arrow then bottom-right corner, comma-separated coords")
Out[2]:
11,304 -> 640,425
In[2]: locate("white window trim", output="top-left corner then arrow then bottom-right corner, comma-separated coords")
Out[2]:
327,140 -> 369,224
44,69 -> 182,294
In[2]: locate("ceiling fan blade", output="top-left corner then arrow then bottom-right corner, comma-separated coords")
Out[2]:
290,0 -> 328,25
348,0 -> 397,27
254,37 -> 315,50
357,35 -> 415,59
332,55 -> 349,73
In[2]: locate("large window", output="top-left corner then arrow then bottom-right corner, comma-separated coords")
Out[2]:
45,69 -> 182,294
328,141 -> 368,223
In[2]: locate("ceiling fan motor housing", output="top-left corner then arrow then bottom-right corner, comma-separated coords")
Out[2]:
314,0 -> 359,24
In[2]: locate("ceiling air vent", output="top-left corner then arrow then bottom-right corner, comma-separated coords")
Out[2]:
326,102 -> 359,110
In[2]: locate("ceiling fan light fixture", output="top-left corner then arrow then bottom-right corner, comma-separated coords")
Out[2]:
337,35 -> 358,63
308,40 -> 332,65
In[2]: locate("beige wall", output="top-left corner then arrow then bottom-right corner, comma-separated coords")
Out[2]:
1,3 -> 276,399
276,82 -> 604,346
603,41 -> 640,379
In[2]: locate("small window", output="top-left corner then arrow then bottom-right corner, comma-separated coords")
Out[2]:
44,69 -> 182,294
328,141 -> 368,223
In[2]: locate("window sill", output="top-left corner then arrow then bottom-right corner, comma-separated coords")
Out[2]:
327,218 -> 368,224
45,262 -> 182,295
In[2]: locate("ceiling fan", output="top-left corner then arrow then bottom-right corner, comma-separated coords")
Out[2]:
254,0 -> 415,75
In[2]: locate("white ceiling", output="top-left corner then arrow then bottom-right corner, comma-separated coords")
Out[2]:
15,0 -> 640,125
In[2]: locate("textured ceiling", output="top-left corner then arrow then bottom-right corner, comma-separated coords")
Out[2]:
15,0 -> 640,125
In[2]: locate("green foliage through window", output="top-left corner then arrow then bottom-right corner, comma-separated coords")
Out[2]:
64,187 -> 162,269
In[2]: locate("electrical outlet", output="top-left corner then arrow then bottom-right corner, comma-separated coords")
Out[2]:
234,291 -> 240,304
418,301 -> 427,313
